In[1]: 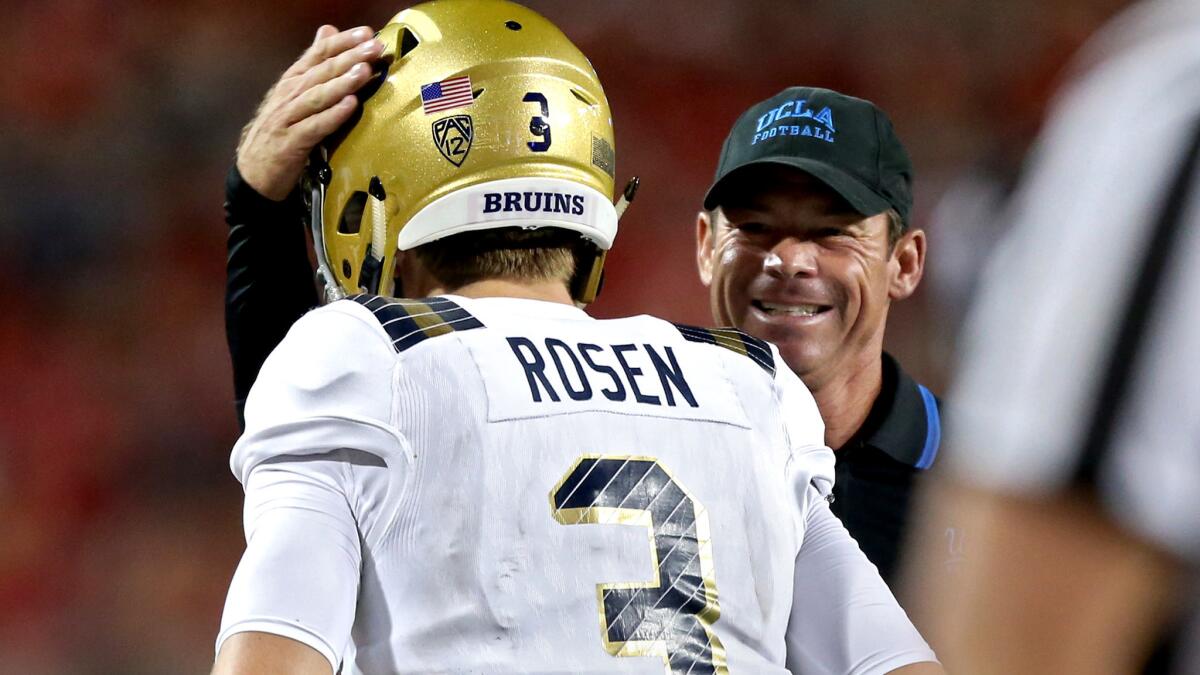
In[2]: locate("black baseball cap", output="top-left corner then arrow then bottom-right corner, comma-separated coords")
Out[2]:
703,86 -> 913,224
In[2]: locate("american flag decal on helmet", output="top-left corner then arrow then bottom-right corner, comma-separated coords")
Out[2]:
421,75 -> 475,115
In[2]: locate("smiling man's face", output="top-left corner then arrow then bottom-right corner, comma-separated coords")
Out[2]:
697,165 -> 903,392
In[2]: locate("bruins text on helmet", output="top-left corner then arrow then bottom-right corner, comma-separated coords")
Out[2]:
306,0 -> 631,305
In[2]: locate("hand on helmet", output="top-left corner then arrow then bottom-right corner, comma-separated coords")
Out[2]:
236,25 -> 385,201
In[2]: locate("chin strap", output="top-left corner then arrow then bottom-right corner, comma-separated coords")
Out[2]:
572,176 -> 640,305
615,176 -> 640,219
358,177 -> 390,296
305,147 -> 346,304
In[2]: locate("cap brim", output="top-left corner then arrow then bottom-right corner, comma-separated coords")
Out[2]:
703,157 -> 891,217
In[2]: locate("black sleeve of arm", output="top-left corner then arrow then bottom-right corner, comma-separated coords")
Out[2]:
224,164 -> 319,429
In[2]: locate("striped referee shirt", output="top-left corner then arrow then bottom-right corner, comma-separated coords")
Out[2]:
949,0 -> 1200,577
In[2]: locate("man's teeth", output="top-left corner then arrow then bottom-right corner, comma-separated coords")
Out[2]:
760,302 -> 822,316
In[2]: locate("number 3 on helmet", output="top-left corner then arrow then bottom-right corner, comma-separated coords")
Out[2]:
306,0 -> 625,305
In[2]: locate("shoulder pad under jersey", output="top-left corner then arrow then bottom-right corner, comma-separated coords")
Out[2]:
672,323 -> 776,376
347,294 -> 485,353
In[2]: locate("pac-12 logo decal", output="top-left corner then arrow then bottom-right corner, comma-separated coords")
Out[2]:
432,115 -> 474,167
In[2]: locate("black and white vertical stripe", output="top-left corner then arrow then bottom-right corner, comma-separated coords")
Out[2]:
1072,116 -> 1200,486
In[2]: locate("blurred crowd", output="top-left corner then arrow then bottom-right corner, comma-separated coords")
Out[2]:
0,0 -> 1125,671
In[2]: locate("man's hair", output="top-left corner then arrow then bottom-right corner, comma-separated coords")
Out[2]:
411,227 -> 583,290
883,209 -> 905,249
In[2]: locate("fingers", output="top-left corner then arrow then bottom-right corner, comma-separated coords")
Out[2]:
291,95 -> 360,146
290,35 -> 384,102
284,25 -> 376,80
233,24 -> 383,200
284,60 -> 375,125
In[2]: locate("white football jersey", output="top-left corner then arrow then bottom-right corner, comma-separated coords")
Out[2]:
217,294 -> 934,674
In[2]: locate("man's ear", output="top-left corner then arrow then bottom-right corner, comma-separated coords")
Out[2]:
696,210 -> 716,287
889,228 -> 926,301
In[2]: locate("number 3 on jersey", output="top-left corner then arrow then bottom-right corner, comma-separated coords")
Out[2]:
551,456 -> 728,674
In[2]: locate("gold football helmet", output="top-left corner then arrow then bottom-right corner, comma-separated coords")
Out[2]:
307,0 -> 627,304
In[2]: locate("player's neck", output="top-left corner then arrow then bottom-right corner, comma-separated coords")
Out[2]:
808,353 -> 883,451
448,278 -> 575,305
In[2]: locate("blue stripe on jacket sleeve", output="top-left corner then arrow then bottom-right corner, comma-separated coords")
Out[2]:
916,384 -> 942,470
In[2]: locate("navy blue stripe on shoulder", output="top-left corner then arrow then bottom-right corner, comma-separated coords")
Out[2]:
346,294 -> 484,353
672,323 -> 776,376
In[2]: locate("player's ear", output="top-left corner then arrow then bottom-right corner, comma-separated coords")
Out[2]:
393,249 -> 446,299
391,250 -> 407,298
696,210 -> 716,287
888,228 -> 926,301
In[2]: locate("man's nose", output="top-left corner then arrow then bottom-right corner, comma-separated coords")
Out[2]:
764,238 -> 819,278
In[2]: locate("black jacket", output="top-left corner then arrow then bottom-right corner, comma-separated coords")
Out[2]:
830,352 -> 943,584
224,166 -> 317,428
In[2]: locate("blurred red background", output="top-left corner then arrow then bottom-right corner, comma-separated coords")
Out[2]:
0,0 -> 1124,671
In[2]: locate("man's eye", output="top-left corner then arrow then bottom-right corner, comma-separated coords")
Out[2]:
735,222 -> 767,234
813,227 -> 848,238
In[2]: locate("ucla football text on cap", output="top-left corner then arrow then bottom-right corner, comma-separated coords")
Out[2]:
751,99 -> 836,145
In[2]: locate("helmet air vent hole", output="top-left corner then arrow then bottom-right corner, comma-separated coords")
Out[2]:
368,176 -> 386,201
505,20 -> 522,31
337,191 -> 368,234
571,89 -> 597,106
342,260 -> 352,278
356,60 -> 389,105
472,88 -> 484,99
399,27 -> 420,57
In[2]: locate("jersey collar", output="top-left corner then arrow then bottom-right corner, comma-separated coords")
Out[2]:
440,294 -> 592,320
842,352 -> 942,469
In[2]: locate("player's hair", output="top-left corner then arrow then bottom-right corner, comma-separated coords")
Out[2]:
412,227 -> 583,290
